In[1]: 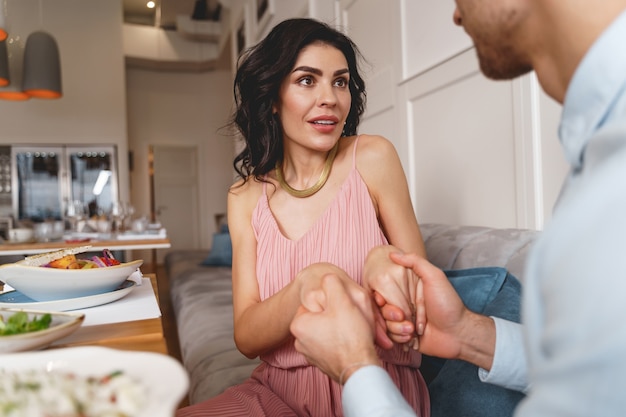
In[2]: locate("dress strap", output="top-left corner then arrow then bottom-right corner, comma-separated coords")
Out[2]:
352,135 -> 360,169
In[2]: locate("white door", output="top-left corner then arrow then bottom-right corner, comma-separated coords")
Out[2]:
152,145 -> 199,264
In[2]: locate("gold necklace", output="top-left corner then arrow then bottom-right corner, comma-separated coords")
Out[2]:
275,141 -> 339,198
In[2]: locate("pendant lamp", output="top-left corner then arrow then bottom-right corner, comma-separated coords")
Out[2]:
22,30 -> 62,99
0,0 -> 8,85
0,39 -> 8,87
0,34 -> 28,100
0,0 -> 6,42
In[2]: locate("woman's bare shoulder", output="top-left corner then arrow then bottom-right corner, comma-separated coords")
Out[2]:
354,134 -> 398,164
228,177 -> 267,210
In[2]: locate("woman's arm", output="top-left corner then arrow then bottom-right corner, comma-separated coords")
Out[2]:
357,135 -> 428,343
227,182 -> 303,358
357,134 -> 425,256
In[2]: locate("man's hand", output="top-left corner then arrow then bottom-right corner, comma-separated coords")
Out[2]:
291,273 -> 380,383
295,262 -> 394,350
388,252 -> 496,369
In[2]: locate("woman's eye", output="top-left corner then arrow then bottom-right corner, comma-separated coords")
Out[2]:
334,78 -> 348,88
297,76 -> 314,86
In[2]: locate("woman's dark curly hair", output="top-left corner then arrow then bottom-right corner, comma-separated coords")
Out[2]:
230,18 -> 367,184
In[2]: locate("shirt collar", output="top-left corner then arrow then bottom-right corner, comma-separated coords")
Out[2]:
558,9 -> 626,169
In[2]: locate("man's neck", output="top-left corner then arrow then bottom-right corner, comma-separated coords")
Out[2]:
530,1 -> 626,103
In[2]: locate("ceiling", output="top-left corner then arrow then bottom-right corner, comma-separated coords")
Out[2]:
123,0 -> 219,29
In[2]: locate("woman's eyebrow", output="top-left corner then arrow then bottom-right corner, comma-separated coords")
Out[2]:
293,66 -> 349,76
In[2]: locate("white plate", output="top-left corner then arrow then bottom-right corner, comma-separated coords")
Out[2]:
0,346 -> 189,417
0,280 -> 136,311
0,259 -> 143,301
0,308 -> 84,353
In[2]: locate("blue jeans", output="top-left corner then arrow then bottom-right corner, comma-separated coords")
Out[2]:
421,267 -> 526,417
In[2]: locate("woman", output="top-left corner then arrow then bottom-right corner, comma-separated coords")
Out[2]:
177,18 -> 429,417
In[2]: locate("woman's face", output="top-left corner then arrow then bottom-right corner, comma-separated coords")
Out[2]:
274,42 -> 352,152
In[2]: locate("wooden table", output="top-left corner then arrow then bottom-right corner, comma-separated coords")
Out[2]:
0,238 -> 171,256
6,273 -> 190,410
49,274 -> 168,354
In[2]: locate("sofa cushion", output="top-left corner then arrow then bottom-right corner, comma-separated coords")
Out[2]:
419,223 -> 538,283
167,251 -> 261,404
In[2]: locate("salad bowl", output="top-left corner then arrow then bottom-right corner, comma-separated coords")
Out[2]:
0,307 -> 84,353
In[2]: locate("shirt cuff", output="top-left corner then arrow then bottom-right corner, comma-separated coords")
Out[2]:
478,317 -> 529,393
343,365 -> 416,417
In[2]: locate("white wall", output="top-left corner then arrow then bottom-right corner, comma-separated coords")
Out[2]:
125,67 -> 235,249
0,0 -> 130,201
338,0 -> 569,230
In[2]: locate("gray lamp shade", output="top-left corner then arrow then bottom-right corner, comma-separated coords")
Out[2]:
0,13 -> 6,41
0,40 -> 8,87
0,34 -> 28,100
22,31 -> 62,99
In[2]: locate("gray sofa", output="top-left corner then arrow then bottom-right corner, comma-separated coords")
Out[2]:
166,223 -> 539,406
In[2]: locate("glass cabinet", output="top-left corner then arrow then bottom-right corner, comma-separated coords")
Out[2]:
11,145 -> 119,223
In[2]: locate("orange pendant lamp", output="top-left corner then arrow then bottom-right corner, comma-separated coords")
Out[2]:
0,4 -> 6,42
0,34 -> 28,100
0,1 -> 8,87
0,0 -> 62,101
21,31 -> 62,99
0,39 -> 8,87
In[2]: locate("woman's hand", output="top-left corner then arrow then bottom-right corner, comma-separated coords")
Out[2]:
363,245 -> 426,348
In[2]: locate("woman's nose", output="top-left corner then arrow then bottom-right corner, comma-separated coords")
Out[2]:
318,86 -> 337,106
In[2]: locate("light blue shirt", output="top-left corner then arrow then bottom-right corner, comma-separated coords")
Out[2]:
343,366 -> 415,417
342,8 -> 626,416
515,8 -> 626,417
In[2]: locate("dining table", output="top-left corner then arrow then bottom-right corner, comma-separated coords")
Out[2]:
47,273 -> 167,353
0,237 -> 171,257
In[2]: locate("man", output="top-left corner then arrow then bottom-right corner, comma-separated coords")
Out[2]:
290,1 -> 626,416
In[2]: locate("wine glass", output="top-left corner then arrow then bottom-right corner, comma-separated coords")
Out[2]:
109,202 -> 125,233
64,200 -> 86,234
122,202 -> 135,231
109,201 -> 135,233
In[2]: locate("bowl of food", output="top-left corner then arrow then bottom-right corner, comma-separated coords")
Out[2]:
0,307 -> 84,353
0,246 -> 143,302
0,346 -> 189,417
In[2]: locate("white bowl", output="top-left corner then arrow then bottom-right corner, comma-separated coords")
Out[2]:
0,308 -> 84,353
0,346 -> 189,417
0,259 -> 143,302
8,228 -> 34,243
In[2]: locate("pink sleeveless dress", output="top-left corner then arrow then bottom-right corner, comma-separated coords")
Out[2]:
176,137 -> 430,417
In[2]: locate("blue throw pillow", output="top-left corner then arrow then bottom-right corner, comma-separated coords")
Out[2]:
200,231 -> 232,267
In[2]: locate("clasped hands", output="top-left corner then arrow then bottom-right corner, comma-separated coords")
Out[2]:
290,246 -> 470,384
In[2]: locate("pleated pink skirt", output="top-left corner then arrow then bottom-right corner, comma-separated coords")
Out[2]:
176,361 -> 429,417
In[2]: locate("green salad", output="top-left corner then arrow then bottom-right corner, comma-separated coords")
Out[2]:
0,311 -> 52,336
